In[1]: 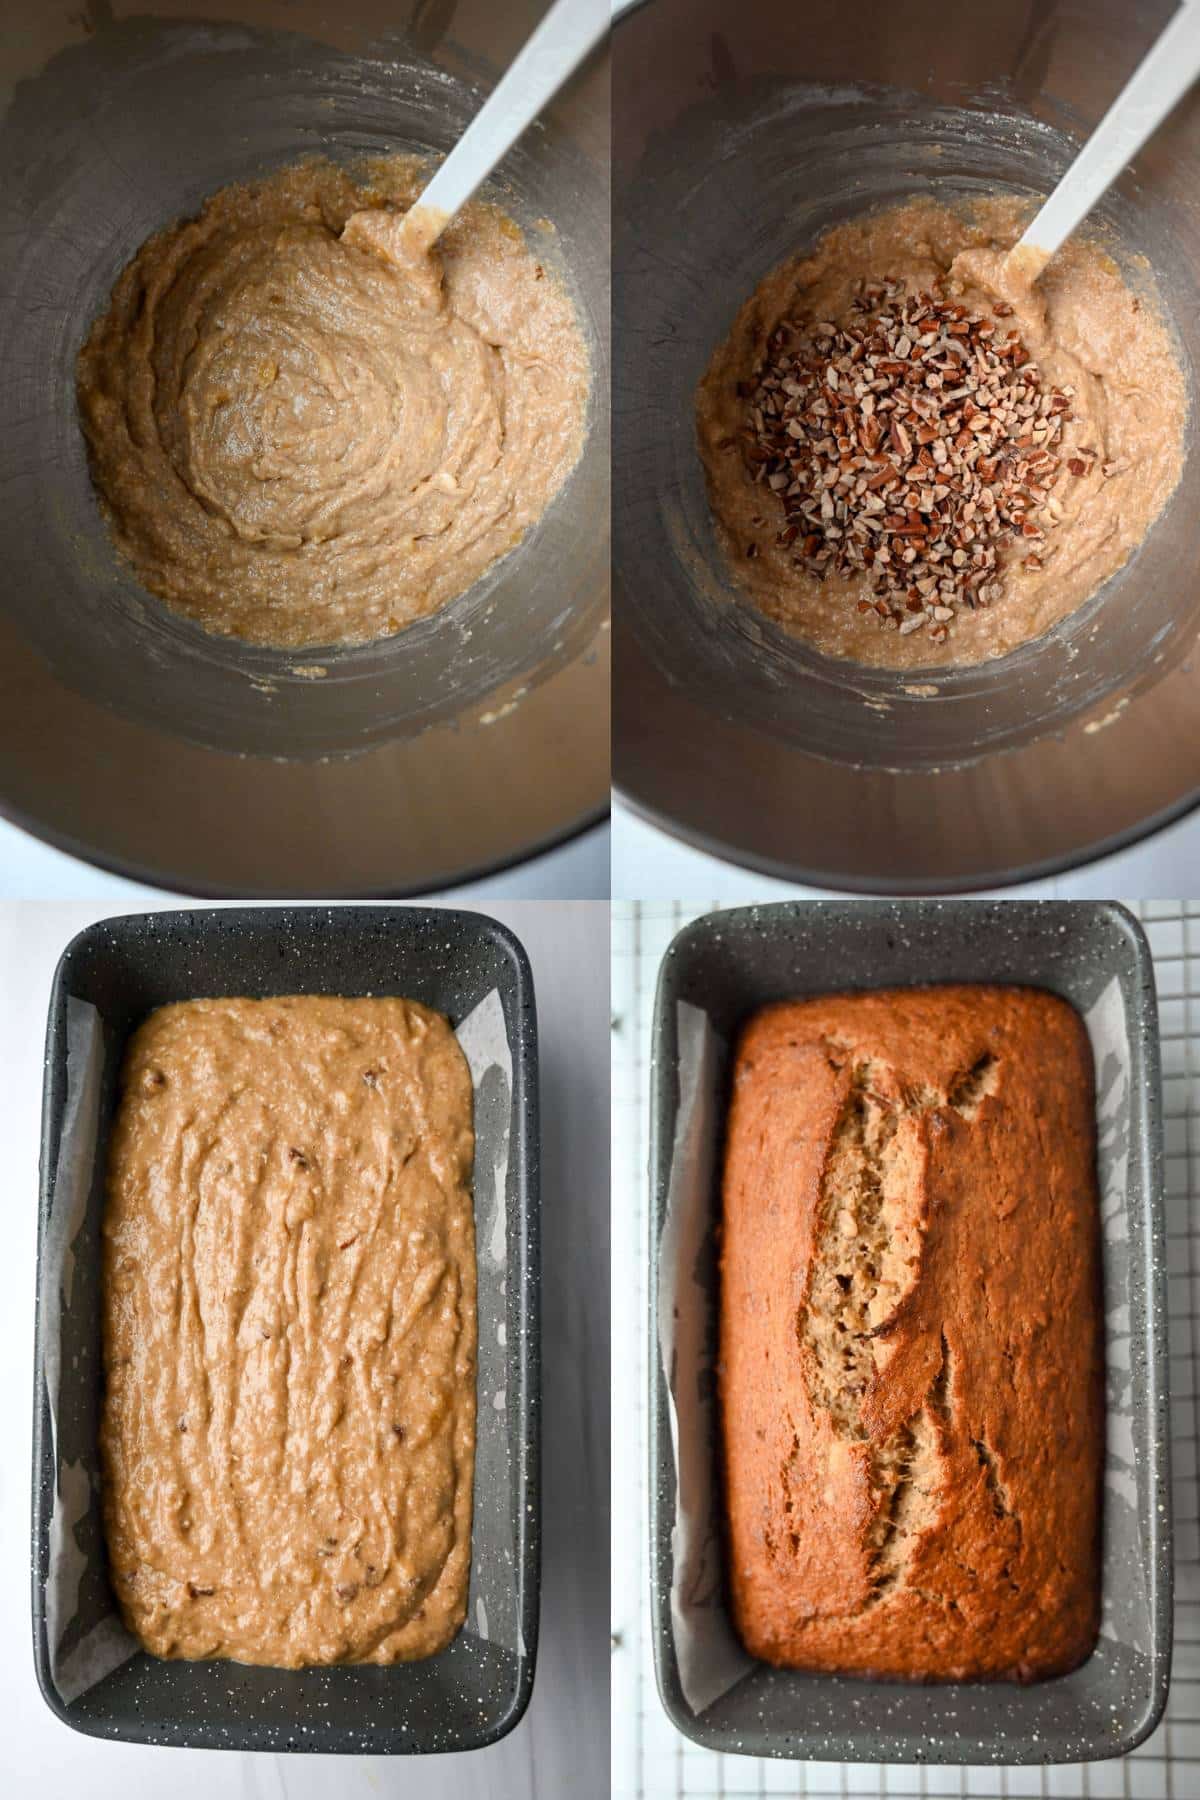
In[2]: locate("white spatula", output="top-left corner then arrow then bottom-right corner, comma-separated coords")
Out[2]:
400,0 -> 609,256
1009,0 -> 1200,283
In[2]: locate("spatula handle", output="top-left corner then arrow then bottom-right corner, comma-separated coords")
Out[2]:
1016,0 -> 1200,266
415,0 -> 608,244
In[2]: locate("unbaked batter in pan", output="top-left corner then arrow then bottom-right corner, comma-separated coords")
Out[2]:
101,994 -> 475,1668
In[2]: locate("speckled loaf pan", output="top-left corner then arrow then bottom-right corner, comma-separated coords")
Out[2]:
32,906 -> 539,1753
649,900 -> 1170,1765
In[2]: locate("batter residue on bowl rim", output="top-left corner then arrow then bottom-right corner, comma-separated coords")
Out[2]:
78,156 -> 589,650
696,195 -> 1187,670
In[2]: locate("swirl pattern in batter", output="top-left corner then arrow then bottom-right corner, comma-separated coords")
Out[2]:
78,158 -> 588,648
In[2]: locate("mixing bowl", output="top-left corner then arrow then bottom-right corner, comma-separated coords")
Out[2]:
613,0 -> 1200,891
0,1 -> 609,894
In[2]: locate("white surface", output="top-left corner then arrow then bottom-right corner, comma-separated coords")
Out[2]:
413,0 -> 609,245
1017,0 -> 1200,271
611,900 -> 1200,1799
3,899 -> 609,1797
0,815 -> 611,902
612,797 -> 1200,901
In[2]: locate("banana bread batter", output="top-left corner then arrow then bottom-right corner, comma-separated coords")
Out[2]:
697,196 -> 1186,668
101,995 -> 476,1668
78,158 -> 588,648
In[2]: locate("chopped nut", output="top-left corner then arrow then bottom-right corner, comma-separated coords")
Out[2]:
739,277 -> 1069,638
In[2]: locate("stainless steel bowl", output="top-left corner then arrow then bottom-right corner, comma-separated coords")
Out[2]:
0,1 -> 609,894
614,0 -> 1200,891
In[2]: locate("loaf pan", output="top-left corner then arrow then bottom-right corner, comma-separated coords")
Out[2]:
33,906 -> 539,1753
649,900 -> 1169,1764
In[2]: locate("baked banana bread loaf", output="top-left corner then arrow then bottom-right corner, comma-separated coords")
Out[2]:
719,985 -> 1103,1682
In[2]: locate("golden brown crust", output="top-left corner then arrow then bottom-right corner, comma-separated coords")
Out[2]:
719,985 -> 1102,1681
101,995 -> 475,1668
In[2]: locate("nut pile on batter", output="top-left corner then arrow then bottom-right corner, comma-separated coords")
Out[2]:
696,196 -> 1187,670
740,278 -> 1085,645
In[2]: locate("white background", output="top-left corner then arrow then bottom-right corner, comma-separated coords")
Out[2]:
3,899 -> 609,1798
0,817 -> 612,903
612,800 -> 1200,902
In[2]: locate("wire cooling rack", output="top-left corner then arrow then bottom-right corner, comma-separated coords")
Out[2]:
611,901 -> 1200,1800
